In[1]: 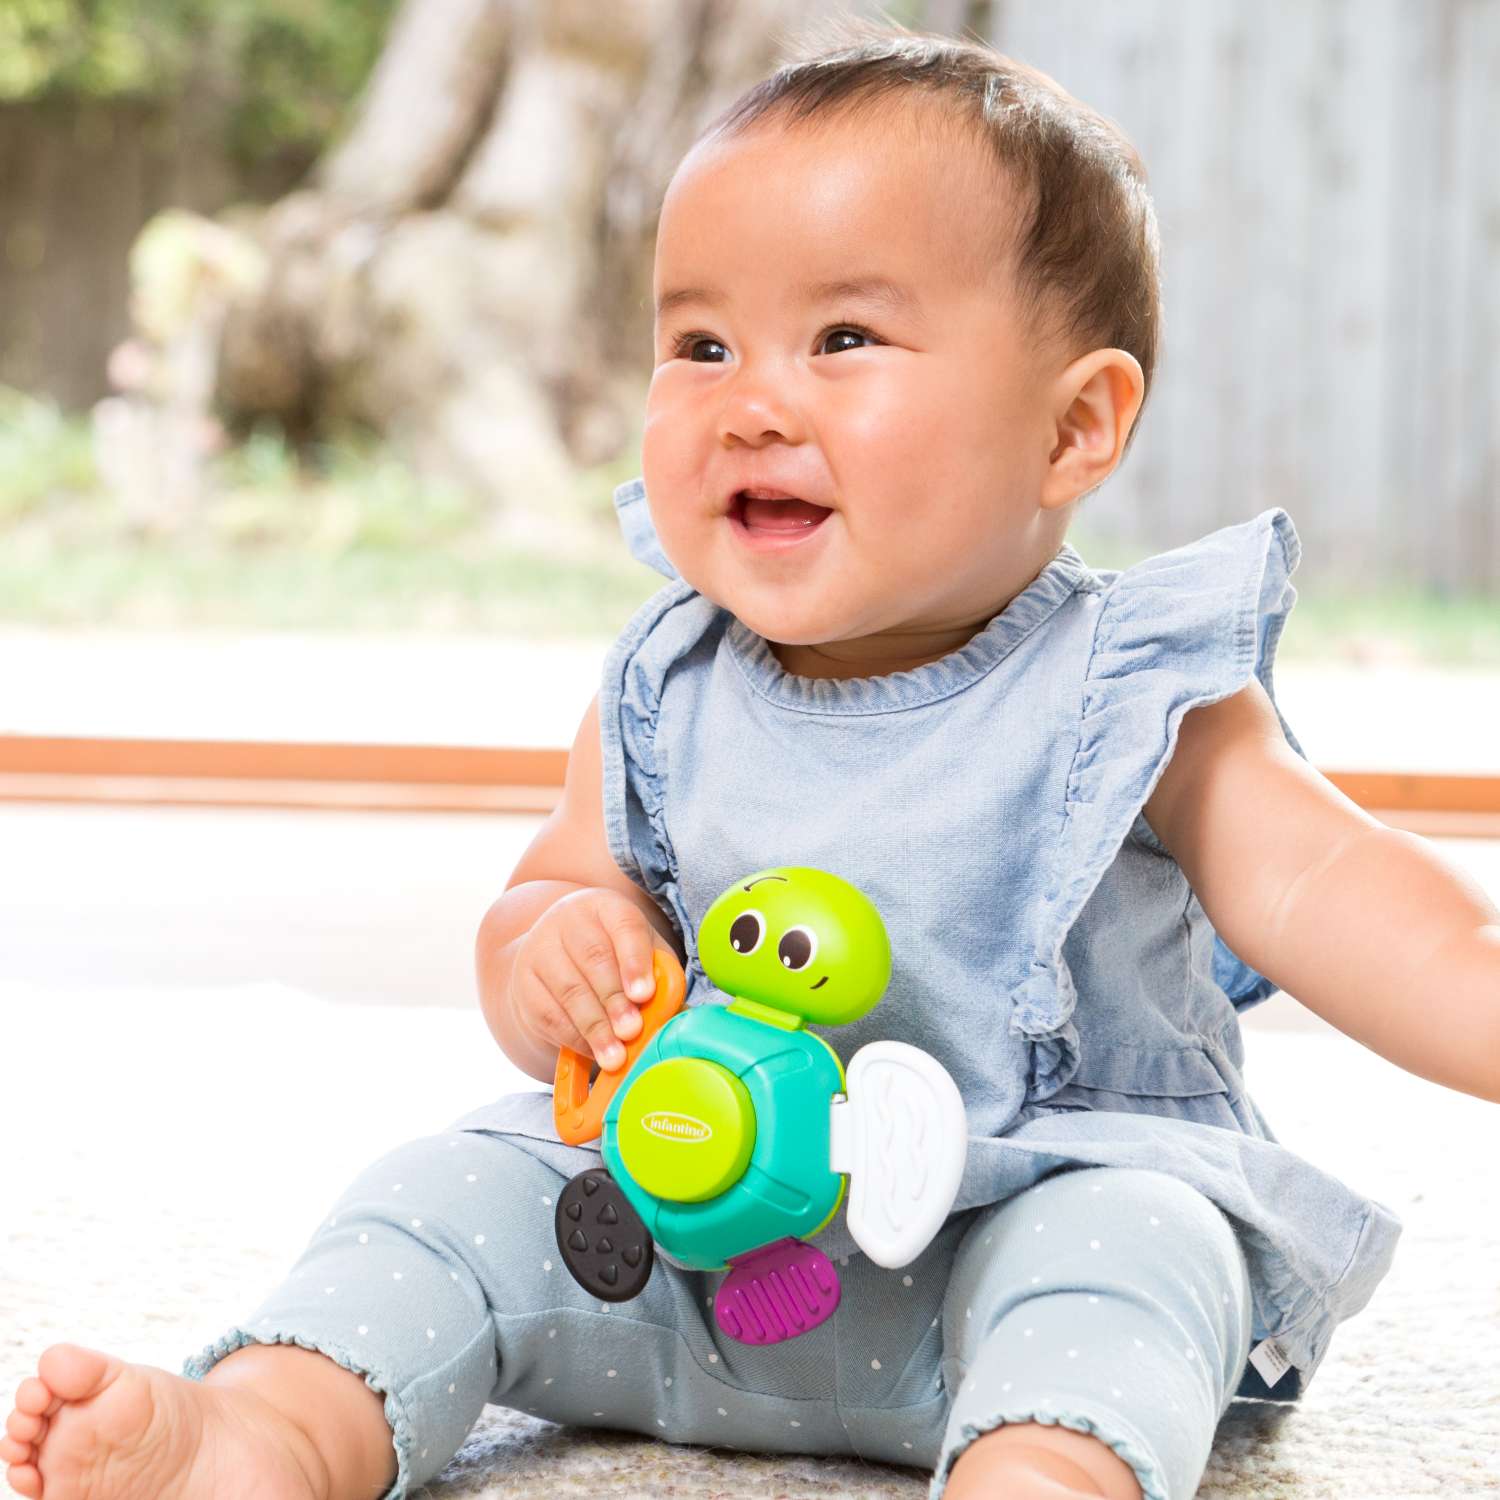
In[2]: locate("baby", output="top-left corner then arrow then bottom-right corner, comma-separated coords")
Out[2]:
8,15 -> 1499,1500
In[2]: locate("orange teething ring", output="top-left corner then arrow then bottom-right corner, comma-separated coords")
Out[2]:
553,947 -> 687,1145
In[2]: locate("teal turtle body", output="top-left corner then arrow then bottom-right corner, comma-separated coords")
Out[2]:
601,1002 -> 846,1270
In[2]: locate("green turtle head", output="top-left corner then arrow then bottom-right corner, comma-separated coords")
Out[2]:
697,866 -> 891,1026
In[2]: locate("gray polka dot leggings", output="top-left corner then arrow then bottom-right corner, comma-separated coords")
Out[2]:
182,1131 -> 1253,1500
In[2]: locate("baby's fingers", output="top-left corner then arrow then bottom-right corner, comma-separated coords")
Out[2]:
612,921 -> 659,1005
521,959 -> 621,1067
564,909 -> 653,1044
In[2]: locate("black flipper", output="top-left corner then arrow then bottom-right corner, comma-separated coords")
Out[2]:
555,1168 -> 654,1302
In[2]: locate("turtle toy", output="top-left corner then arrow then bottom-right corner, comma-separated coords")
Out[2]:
551,866 -> 967,1346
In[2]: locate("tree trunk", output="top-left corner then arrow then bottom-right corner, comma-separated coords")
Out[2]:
199,0 -> 847,525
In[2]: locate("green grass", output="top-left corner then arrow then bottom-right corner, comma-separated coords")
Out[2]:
0,532 -> 660,634
0,388 -> 663,636
1,386 -> 1496,664
1262,583 -> 1500,665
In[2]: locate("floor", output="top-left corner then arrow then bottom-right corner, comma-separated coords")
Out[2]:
2,800 -> 1496,1040
5,800 -> 1497,1500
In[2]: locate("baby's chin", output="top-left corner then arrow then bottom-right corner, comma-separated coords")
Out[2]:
671,564 -> 839,639
721,597 -> 856,648
665,548 -> 880,646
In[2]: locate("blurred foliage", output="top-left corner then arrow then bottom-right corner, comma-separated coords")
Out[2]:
0,0 -> 399,162
0,385 -> 1496,656
0,386 -> 659,634
0,381 -> 96,523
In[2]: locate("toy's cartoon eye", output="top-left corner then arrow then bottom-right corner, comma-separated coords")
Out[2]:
777,925 -> 818,971
728,910 -> 765,955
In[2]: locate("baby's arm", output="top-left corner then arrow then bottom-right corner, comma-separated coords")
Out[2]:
1142,678 -> 1500,1104
476,690 -> 686,1083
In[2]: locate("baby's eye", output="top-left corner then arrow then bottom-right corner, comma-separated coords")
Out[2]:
668,322 -> 883,362
675,334 -> 728,363
817,324 -> 879,355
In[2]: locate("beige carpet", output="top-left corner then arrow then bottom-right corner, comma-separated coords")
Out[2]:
4,980 -> 1497,1498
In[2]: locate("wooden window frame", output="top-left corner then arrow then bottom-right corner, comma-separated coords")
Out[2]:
0,735 -> 1498,836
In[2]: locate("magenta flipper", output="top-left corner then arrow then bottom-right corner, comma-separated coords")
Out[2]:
713,1237 -> 841,1345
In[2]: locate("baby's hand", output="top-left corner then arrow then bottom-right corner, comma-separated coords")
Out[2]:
509,887 -> 664,1070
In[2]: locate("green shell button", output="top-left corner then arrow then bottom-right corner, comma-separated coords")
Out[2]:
616,1056 -> 755,1203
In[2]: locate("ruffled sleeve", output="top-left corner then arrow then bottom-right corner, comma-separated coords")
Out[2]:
1012,508 -> 1307,1098
613,475 -> 682,581
598,475 -> 694,939
598,479 -> 728,955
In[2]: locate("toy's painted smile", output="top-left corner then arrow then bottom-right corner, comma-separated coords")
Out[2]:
811,976 -> 828,989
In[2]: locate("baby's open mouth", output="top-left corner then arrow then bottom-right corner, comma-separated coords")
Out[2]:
733,493 -> 834,532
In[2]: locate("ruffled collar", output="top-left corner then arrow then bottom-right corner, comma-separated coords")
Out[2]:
726,545 -> 1092,715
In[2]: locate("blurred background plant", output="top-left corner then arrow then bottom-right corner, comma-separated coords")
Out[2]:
0,0 -> 397,169
0,383 -> 652,633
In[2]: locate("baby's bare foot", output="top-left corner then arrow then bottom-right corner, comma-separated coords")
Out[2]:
2,1343 -> 327,1500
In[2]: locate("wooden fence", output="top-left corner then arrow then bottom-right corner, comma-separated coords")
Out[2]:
0,95 -> 307,411
903,0 -> 1500,590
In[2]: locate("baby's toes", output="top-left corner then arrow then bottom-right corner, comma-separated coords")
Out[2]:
8,1405 -> 46,1443
37,1343 -> 117,1405
14,1374 -> 62,1419
7,1455 -> 43,1498
2,1429 -> 36,1465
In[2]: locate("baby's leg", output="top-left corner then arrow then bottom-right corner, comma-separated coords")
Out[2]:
933,1166 -> 1253,1500
189,1127 -> 928,1488
4,1128 -> 562,1500
180,1128 -> 591,1498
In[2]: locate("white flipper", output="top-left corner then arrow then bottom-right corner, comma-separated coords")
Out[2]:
827,1041 -> 967,1268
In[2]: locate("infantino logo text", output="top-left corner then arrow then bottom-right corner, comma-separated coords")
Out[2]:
642,1110 -> 712,1143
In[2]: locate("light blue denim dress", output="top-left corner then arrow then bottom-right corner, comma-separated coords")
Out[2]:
463,477 -> 1401,1393
186,477 -> 1401,1500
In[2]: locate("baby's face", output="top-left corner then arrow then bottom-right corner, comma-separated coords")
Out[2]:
642,102 -> 1089,679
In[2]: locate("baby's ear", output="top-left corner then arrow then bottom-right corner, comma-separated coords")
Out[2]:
1042,349 -> 1144,509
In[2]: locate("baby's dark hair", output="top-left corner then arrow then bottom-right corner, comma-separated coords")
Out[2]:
689,11 -> 1163,464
